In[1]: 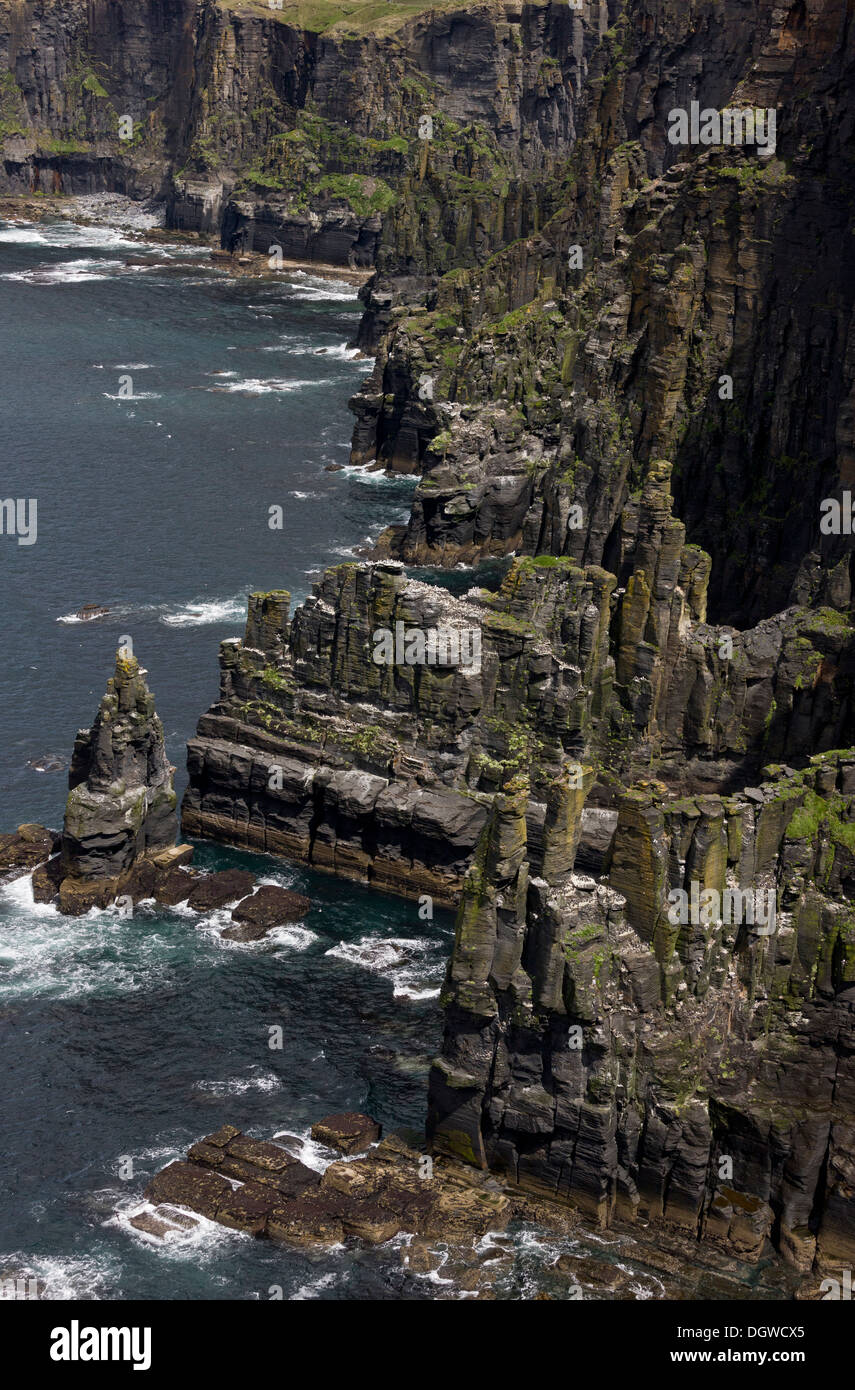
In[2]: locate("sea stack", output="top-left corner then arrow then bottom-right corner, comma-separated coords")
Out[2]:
55,650 -> 180,915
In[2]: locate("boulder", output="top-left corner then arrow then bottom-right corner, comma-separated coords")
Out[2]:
129,1211 -> 183,1240
0,823 -> 56,885
340,1204 -> 401,1245
143,1162 -> 230,1220
153,868 -> 197,906
227,885 -> 312,935
187,1131 -> 320,1198
310,1112 -> 382,1154
215,1181 -> 279,1237
187,869 -> 256,912
31,855 -> 64,903
58,875 -> 119,917
267,1197 -> 345,1246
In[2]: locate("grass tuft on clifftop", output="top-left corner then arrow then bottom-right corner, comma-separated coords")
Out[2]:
215,0 -> 468,37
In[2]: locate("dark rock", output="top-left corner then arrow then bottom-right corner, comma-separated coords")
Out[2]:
26,754 -> 66,773
153,868 -> 197,906
186,869 -> 255,912
0,823 -> 55,885
187,1132 -> 319,1196
143,1162 -> 230,1220
57,652 -> 179,913
129,1209 -> 197,1240
215,1181 -> 278,1236
311,1113 -> 382,1155
340,1204 -> 400,1244
224,885 -> 312,939
268,1197 -> 344,1246
31,854 -> 64,903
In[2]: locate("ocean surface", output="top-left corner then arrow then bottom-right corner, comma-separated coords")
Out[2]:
0,212 -> 793,1301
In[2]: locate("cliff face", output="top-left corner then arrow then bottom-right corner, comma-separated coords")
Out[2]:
362,0 -> 855,625
429,757 -> 855,1282
7,0 -> 854,1281
185,465 -> 855,886
0,0 -> 584,269
176,0 -> 855,1283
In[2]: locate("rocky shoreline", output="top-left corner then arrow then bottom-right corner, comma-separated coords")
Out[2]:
2,0 -> 854,1301
1,652 -> 312,940
127,1112 -> 836,1301
0,192 -> 374,286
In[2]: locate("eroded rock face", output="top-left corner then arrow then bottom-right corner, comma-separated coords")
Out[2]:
429,752 -> 855,1283
0,0 -> 587,284
183,470 -> 855,903
10,0 -> 851,1287
52,652 -> 178,913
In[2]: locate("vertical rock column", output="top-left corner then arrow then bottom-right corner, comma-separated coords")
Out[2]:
58,651 -> 178,914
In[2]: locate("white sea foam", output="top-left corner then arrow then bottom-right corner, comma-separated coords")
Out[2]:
0,875 -> 187,1002
267,924 -> 318,951
292,1272 -> 343,1300
325,935 -> 443,1000
56,611 -> 99,625
340,463 -> 419,486
102,390 -> 161,401
56,593 -> 249,629
212,376 -> 335,395
112,1198 -> 243,1258
315,342 -> 364,361
160,596 -> 248,627
193,1071 -> 283,1097
0,225 -> 49,244
0,221 -> 139,250
269,1128 -> 343,1173
0,1251 -> 123,1300
3,257 -> 119,285
286,272 -> 359,303
269,340 -> 364,362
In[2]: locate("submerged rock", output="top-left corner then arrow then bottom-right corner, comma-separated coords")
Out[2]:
26,754 -> 67,773
73,604 -> 110,622
186,869 -> 255,912
222,885 -> 312,941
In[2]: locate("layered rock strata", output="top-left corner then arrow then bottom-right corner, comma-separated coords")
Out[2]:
1,650 -> 313,930
6,0 -> 854,1286
138,1118 -> 510,1250
0,0 -> 587,284
429,752 -> 855,1281
184,464 -> 855,879
46,651 -> 179,914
